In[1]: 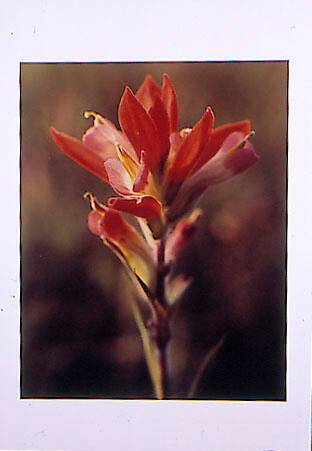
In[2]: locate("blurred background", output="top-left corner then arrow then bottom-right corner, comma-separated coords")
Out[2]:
21,62 -> 287,400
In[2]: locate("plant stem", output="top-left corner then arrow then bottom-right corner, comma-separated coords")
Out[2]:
158,340 -> 169,398
151,233 -> 171,399
155,234 -> 167,306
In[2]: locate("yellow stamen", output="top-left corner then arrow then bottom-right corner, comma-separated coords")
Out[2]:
84,111 -> 105,126
116,144 -> 139,181
84,192 -> 106,214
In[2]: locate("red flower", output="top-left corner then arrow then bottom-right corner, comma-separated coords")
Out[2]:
50,73 -> 258,226
85,193 -> 155,287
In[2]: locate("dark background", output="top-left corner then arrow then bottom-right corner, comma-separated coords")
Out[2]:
21,62 -> 287,399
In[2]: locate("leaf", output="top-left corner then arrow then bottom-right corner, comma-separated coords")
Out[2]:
187,335 -> 226,399
130,297 -> 163,399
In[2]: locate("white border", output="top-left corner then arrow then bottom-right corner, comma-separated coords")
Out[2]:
1,1 -> 312,450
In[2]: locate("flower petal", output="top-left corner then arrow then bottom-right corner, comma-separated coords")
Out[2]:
133,151 -> 150,193
50,127 -> 109,181
165,209 -> 201,263
104,158 -> 134,196
148,95 -> 170,160
83,114 -> 137,162
135,74 -> 162,111
118,87 -> 162,171
191,120 -> 251,172
87,206 -> 155,286
166,135 -> 258,222
161,73 -> 178,133
223,140 -> 259,175
108,196 -> 162,219
165,107 -> 214,197
82,126 -> 117,160
88,209 -> 105,236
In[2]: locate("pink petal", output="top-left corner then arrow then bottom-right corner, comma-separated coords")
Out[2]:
104,158 -> 134,196
165,209 -> 201,263
189,138 -> 258,188
87,210 -> 104,236
83,118 -> 137,162
133,151 -> 150,193
223,140 -> 259,175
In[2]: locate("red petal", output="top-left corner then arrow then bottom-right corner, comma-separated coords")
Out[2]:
148,95 -> 170,158
166,107 -> 215,184
210,120 -> 251,152
135,74 -> 161,111
87,204 -> 155,285
118,87 -> 162,171
161,74 -> 178,133
50,127 -> 108,181
108,196 -> 162,219
192,120 -> 251,172
166,137 -> 258,222
101,209 -> 138,241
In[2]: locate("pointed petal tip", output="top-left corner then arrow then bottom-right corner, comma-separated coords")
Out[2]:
124,85 -> 134,96
49,126 -> 59,140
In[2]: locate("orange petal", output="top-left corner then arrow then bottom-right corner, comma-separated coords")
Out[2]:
118,87 -> 162,171
108,196 -> 162,219
161,73 -> 178,133
50,127 -> 109,181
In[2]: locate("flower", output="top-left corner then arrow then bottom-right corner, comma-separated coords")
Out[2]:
50,73 -> 258,230
85,192 -> 155,288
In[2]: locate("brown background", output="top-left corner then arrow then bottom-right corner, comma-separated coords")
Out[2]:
21,62 -> 287,399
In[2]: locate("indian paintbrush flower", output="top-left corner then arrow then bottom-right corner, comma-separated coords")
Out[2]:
50,73 -> 258,233
50,73 -> 259,399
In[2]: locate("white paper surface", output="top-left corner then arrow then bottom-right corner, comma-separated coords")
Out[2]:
1,0 -> 311,450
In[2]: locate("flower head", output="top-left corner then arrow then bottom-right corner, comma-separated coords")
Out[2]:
50,73 -> 258,232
